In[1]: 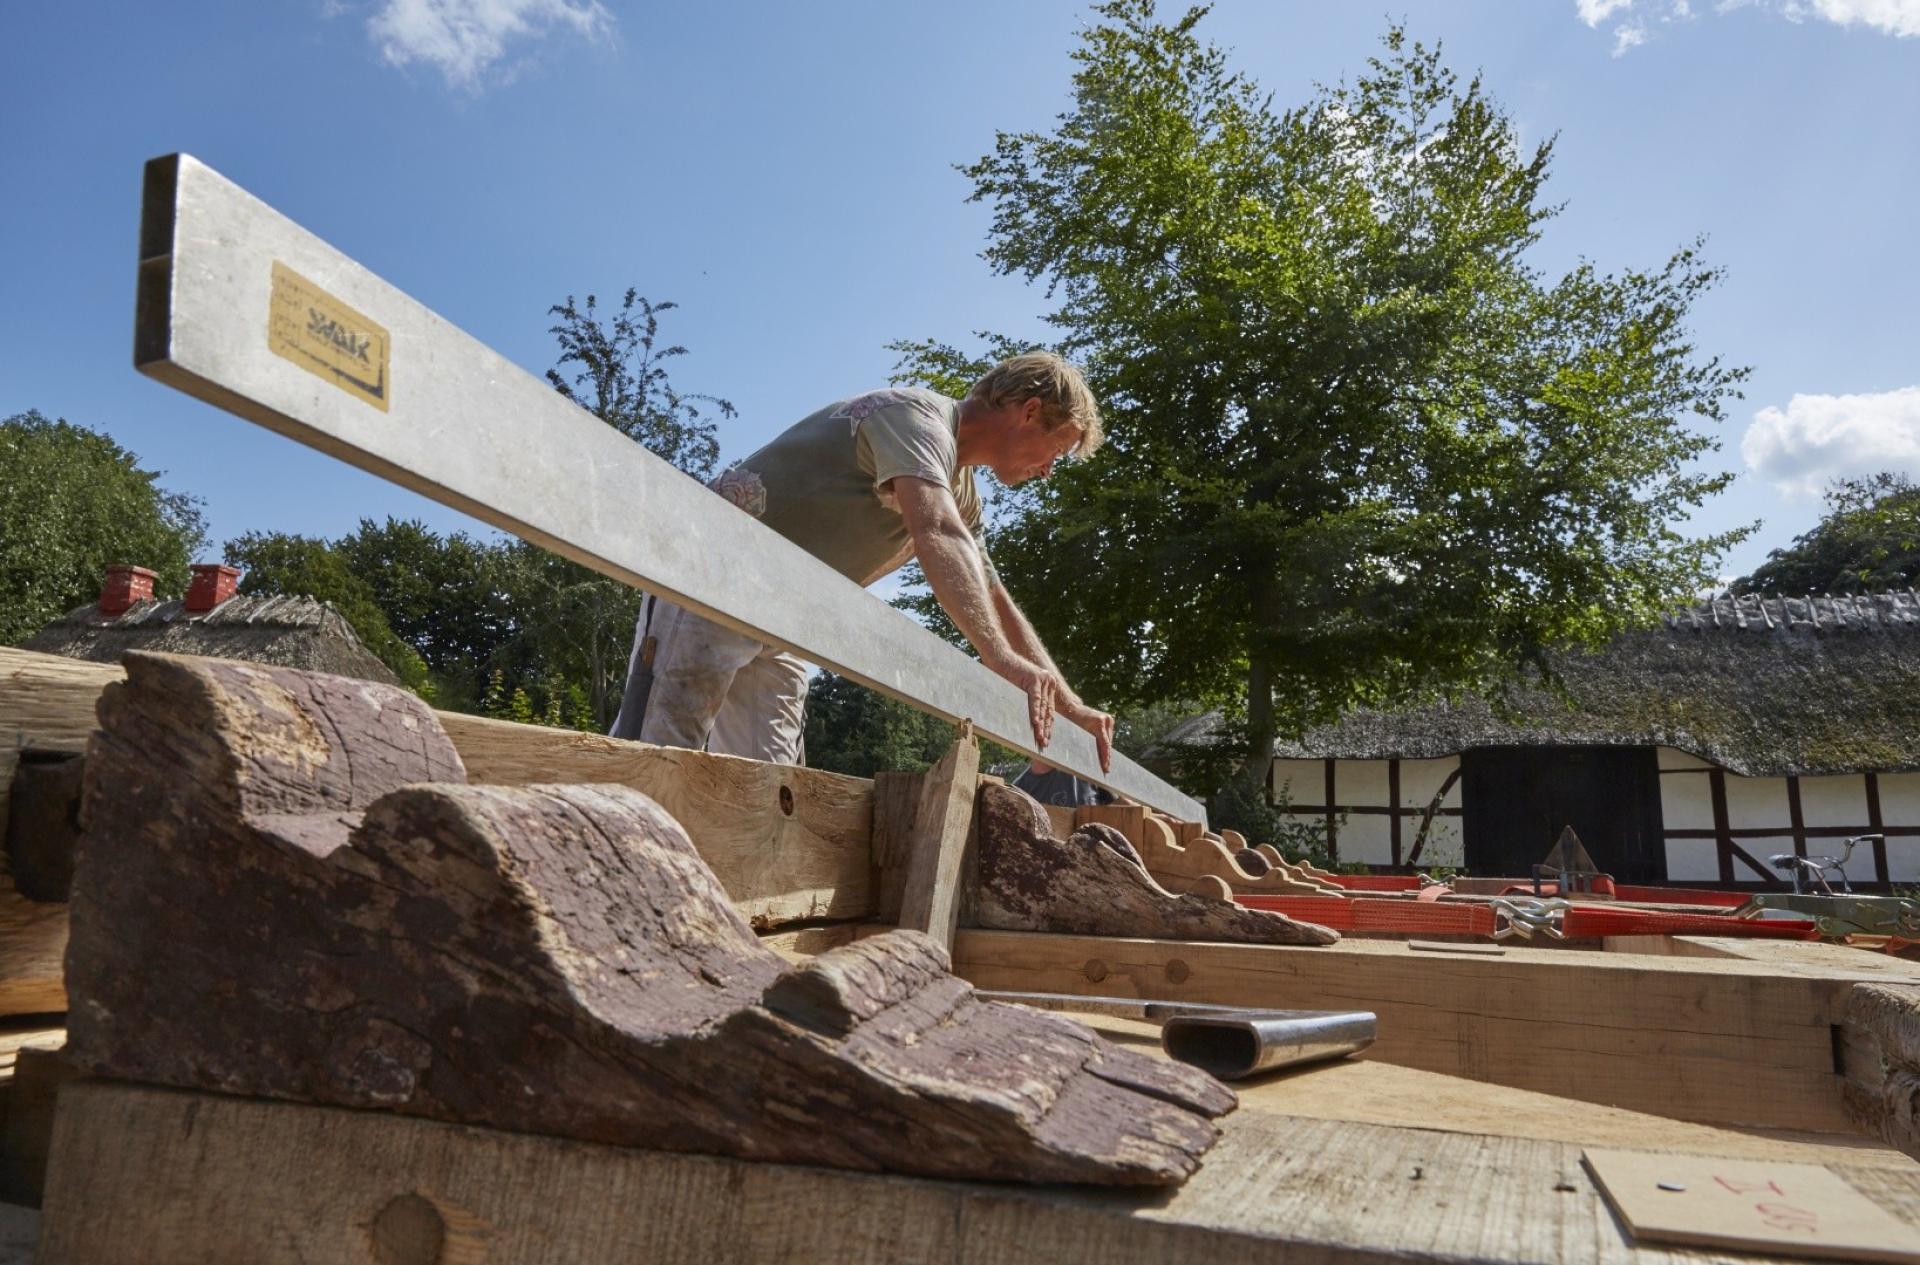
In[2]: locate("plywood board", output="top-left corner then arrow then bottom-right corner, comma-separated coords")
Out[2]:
1584,1147 -> 1920,1262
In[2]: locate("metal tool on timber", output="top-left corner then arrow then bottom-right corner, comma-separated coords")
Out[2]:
975,991 -> 1377,1079
128,153 -> 1202,822
1737,891 -> 1920,938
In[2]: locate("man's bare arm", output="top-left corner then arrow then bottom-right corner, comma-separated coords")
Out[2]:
890,476 -> 1063,750
990,583 -> 1114,773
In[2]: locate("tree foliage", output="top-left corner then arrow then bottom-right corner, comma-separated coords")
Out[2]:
0,410 -> 207,645
803,671 -> 957,778
1732,473 -> 1920,595
902,3 -> 1750,793
546,289 -> 734,483
224,529 -> 435,695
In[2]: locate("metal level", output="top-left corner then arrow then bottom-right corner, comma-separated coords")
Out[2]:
132,154 -> 1203,820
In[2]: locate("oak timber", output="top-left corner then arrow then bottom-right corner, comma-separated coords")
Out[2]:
0,647 -> 878,929
948,929 -> 1869,1133
1076,1011 -> 1914,1170
438,710 -> 874,926
977,786 -> 1339,946
41,1079 -> 1920,1265
65,652 -> 1230,1185
894,727 -> 980,950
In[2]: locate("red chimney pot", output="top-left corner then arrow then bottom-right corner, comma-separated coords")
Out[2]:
185,564 -> 242,613
99,565 -> 158,617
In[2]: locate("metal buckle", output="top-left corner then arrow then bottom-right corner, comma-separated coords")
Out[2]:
1490,897 -> 1570,941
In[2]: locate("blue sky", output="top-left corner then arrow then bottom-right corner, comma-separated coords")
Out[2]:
3,1 -> 1917,586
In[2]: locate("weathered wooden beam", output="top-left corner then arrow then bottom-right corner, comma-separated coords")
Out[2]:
948,928 -> 1871,1134
0,647 -> 876,930
1841,982 -> 1920,1161
894,726 -> 980,951
65,651 -> 1230,1185
40,1080 -> 1920,1265
131,154 -> 1203,822
437,710 -> 875,927
978,786 -> 1338,946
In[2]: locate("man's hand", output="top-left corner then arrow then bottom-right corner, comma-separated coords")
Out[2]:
1001,657 -> 1063,750
1059,697 -> 1115,773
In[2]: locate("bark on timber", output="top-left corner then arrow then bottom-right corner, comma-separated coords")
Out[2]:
975,785 -> 1340,946
65,651 -> 1233,1186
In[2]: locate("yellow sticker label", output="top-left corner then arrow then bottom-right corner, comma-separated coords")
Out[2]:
267,261 -> 390,412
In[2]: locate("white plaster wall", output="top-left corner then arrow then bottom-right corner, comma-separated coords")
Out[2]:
1334,813 -> 1393,865
1799,775 -> 1867,828
1879,773 -> 1920,826
1411,816 -> 1465,867
1664,838 -> 1722,882
1270,759 -> 1323,805
1739,837 -> 1797,880
1397,757 -> 1461,809
1658,747 -> 1714,771
1659,771 -> 1716,831
1337,760 -> 1392,807
1723,775 -> 1791,830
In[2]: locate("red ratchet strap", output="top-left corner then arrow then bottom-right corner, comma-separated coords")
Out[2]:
1317,873 -> 1755,908
1238,893 -> 1819,940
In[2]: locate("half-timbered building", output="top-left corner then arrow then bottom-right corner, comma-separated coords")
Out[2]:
1178,591 -> 1920,888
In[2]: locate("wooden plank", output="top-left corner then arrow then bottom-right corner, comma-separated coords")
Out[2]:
896,728 -> 980,951
40,1080 -> 1920,1265
0,649 -> 878,930
1074,1012 -> 1916,1171
0,1043 -> 72,1207
869,769 -> 923,923
1073,803 -> 1145,852
441,711 -> 875,927
948,929 -> 1866,1133
131,155 -> 1202,822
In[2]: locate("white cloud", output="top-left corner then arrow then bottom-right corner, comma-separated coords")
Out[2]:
1799,0 -> 1920,36
1740,385 -> 1920,497
1579,0 -> 1638,23
1578,0 -> 1920,49
367,0 -> 615,91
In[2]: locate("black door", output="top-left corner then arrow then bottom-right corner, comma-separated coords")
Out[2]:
1459,746 -> 1667,883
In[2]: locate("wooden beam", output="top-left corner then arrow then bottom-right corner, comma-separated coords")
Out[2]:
65,652 -> 1230,1186
0,648 -> 877,930
895,726 -> 980,951
130,154 -> 1202,822
439,711 -> 875,928
947,929 -> 1870,1134
974,786 -> 1337,946
40,1080 -> 1920,1265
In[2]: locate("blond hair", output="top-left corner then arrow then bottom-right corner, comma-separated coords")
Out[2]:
967,352 -> 1105,457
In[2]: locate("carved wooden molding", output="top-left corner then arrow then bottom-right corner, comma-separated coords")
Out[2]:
65,652 -> 1232,1186
978,786 -> 1340,946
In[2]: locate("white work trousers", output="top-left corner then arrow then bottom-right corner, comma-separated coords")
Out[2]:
609,596 -> 808,764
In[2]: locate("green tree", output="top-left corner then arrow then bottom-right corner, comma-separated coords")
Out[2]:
902,4 -> 1749,800
1733,473 -> 1920,595
0,411 -> 207,645
546,290 -> 734,482
223,531 -> 433,694
540,289 -> 740,730
803,671 -> 957,778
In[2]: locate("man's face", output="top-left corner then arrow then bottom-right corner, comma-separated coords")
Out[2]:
992,399 -> 1083,485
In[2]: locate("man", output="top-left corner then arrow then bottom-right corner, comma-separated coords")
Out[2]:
610,352 -> 1115,771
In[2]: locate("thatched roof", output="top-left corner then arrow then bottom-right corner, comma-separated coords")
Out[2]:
1164,590 -> 1920,778
22,595 -> 402,688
